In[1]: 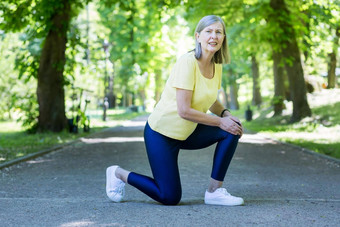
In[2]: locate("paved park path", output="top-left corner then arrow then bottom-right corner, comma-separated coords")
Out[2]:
1,115 -> 339,226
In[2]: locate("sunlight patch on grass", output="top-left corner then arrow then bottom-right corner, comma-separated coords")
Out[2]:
307,89 -> 340,108
0,121 -> 22,133
270,125 -> 340,143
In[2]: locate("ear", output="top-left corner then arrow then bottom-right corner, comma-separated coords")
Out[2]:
195,32 -> 200,43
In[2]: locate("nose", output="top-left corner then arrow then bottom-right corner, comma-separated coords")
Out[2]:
211,31 -> 217,39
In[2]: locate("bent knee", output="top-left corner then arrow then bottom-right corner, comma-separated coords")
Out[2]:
230,133 -> 240,141
221,131 -> 240,142
159,192 -> 181,205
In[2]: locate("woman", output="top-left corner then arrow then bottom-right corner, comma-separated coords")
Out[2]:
106,15 -> 244,206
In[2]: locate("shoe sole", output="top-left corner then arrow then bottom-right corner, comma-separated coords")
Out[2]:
205,199 -> 244,206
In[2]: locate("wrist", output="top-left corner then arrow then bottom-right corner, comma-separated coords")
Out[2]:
220,108 -> 230,117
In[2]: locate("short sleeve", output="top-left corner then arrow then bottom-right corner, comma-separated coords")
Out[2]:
170,53 -> 195,91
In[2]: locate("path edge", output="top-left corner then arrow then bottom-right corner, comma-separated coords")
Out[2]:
0,124 -> 124,170
0,141 -> 77,170
254,131 -> 340,164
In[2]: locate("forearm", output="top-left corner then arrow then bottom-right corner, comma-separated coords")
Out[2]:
177,94 -> 243,137
209,100 -> 230,117
176,89 -> 235,130
178,106 -> 222,127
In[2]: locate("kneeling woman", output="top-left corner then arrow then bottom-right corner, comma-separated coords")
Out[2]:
106,15 -> 244,206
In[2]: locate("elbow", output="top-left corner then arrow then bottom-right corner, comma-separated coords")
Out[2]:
177,107 -> 191,120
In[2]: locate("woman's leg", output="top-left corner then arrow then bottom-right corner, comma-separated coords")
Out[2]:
181,124 -> 239,186
127,123 -> 182,205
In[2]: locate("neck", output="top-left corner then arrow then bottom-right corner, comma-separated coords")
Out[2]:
198,50 -> 214,65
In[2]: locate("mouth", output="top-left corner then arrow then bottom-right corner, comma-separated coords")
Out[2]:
208,42 -> 218,46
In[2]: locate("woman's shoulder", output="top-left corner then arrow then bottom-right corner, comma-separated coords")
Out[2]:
177,51 -> 196,64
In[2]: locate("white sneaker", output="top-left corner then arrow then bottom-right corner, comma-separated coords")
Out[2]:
106,165 -> 125,202
204,188 -> 244,206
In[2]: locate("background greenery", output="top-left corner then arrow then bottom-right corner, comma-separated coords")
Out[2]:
0,0 -> 339,163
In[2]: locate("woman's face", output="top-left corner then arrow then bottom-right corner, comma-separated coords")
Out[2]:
196,22 -> 225,55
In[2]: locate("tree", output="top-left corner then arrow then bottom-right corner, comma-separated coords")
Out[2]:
299,0 -> 339,89
226,67 -> 240,110
272,51 -> 286,116
327,25 -> 339,88
269,0 -> 339,116
36,0 -> 71,132
97,0 -> 180,108
322,1 -> 340,89
251,54 -> 262,106
269,0 -> 311,122
0,0 -> 87,132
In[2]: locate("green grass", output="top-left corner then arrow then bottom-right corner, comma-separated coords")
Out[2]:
234,89 -> 340,160
0,109 -> 147,164
280,139 -> 340,159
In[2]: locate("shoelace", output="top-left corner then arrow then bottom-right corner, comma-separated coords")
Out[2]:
110,181 -> 125,194
217,188 -> 231,196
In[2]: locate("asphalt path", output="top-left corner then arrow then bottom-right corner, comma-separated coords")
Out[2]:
1,115 -> 339,226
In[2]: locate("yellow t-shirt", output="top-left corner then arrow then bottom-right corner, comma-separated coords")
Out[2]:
148,51 -> 222,140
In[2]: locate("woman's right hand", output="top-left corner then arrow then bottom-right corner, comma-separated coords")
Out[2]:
219,116 -> 243,137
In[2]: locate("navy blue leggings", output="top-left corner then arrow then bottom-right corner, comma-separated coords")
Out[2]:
127,122 -> 239,205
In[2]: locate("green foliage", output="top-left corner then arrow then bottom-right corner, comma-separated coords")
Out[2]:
15,34 -> 41,81
0,0 -> 88,34
0,32 -> 39,129
0,1 -> 34,32
303,1 -> 340,75
16,92 -> 39,133
0,32 -> 38,122
271,95 -> 284,105
0,0 -> 339,132
0,33 -> 18,120
96,0 -> 181,107
0,0 -> 93,130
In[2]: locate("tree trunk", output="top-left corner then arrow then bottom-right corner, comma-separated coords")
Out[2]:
109,61 -> 116,108
282,34 -> 311,122
251,55 -> 262,107
229,83 -> 239,110
37,1 -> 71,132
226,68 -> 239,110
270,0 -> 311,122
272,51 -> 285,116
106,63 -> 115,108
327,52 -> 337,89
327,26 -> 339,89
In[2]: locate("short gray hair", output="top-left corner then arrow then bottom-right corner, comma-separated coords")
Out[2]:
194,15 -> 230,64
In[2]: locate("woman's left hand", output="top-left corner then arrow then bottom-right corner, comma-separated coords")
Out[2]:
219,115 -> 243,137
